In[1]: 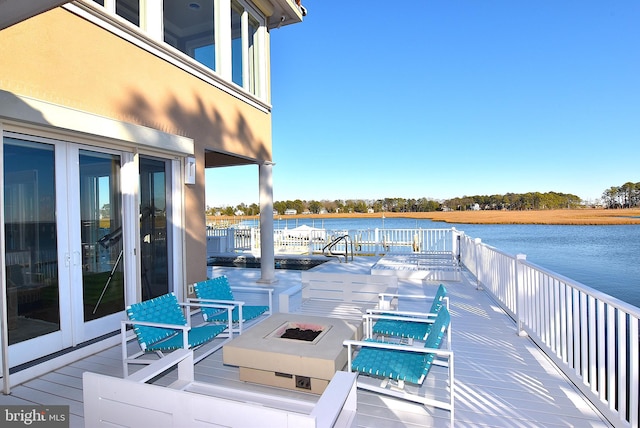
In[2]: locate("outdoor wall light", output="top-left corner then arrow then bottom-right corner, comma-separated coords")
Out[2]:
185,156 -> 196,185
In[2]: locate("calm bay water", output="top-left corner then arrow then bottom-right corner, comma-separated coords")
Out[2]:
256,217 -> 640,308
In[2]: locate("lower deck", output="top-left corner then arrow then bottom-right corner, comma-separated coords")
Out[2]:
0,257 -> 612,427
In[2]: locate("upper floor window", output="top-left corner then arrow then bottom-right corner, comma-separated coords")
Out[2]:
247,14 -> 260,96
87,0 -> 266,101
164,0 -> 216,71
92,0 -> 139,27
231,1 -> 264,98
231,5 -> 243,87
116,0 -> 139,27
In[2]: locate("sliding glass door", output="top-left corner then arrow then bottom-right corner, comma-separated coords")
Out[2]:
78,150 -> 125,329
4,138 -> 61,351
3,133 -> 179,367
3,135 -> 125,365
139,156 -> 171,301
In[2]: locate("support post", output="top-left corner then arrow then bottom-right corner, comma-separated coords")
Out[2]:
258,162 -> 277,284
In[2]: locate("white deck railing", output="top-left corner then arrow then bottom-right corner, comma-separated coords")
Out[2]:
207,227 -> 457,256
459,232 -> 639,428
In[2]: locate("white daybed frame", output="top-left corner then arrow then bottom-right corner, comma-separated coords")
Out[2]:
83,349 -> 357,427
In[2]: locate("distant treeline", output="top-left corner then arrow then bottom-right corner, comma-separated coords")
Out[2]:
207,182 -> 638,216
601,182 -> 640,208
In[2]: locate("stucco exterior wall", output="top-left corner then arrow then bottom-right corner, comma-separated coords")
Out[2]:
0,7 -> 273,284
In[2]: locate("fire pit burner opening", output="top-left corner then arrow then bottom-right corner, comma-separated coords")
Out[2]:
267,321 -> 332,344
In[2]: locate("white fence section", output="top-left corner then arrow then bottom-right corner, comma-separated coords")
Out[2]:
459,232 -> 640,428
207,227 -> 253,253
207,227 -> 458,257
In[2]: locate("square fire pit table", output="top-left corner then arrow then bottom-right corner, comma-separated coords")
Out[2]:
223,313 -> 360,394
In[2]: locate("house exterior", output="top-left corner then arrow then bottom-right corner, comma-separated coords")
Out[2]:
0,0 -> 304,389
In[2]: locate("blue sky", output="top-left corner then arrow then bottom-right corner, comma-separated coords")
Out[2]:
206,1 -> 639,208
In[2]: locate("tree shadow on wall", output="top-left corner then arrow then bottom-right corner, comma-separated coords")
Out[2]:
118,89 -> 272,163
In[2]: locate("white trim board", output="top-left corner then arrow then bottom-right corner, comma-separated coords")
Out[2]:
0,90 -> 194,156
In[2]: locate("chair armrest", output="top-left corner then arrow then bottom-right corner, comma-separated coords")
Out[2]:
378,292 -> 437,301
377,294 -> 448,311
121,319 -> 192,350
188,298 -> 245,307
182,301 -> 235,329
363,313 -> 436,324
121,319 -> 190,332
366,308 -> 437,318
182,300 -> 238,309
344,339 -> 453,358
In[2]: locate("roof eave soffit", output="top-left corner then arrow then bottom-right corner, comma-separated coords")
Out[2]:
0,0 -> 72,30
253,0 -> 305,29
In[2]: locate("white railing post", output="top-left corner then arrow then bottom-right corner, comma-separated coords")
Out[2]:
474,238 -> 482,290
515,253 -> 528,337
227,227 -> 236,252
453,228 -> 462,264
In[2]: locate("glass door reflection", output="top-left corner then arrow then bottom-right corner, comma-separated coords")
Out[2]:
79,150 -> 124,321
139,157 -> 170,300
4,138 -> 59,345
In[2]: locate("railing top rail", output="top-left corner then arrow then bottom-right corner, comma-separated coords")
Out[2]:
520,257 -> 640,316
459,234 -> 516,259
463,233 -> 640,316
286,227 -> 452,232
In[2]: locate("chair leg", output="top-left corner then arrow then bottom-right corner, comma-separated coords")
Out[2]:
121,324 -> 128,377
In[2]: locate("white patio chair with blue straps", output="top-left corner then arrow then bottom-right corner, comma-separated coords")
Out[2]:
344,306 -> 454,425
190,275 -> 273,335
364,284 -> 448,344
121,292 -> 233,376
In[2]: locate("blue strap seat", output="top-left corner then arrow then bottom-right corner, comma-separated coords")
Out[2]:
372,317 -> 435,342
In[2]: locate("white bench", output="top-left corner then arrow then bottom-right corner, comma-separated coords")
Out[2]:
279,272 -> 398,322
371,253 -> 461,281
83,349 -> 358,428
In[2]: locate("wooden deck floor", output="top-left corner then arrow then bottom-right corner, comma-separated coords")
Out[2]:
0,258 -> 613,427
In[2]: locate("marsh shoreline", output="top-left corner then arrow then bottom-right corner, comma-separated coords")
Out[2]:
211,208 -> 640,226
